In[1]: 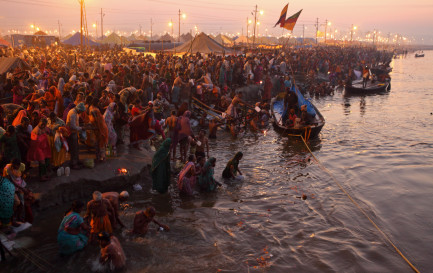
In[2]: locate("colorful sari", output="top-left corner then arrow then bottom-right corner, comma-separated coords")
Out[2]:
129,109 -> 155,145
177,161 -> 196,195
0,177 -> 15,225
90,108 -> 108,149
27,126 -> 51,162
198,157 -> 217,192
57,212 -> 88,255
49,127 -> 69,167
151,138 -> 172,194
90,108 -> 108,160
103,102 -> 117,146
12,110 -> 28,127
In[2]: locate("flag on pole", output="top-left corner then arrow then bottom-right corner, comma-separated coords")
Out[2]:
274,3 -> 289,27
282,9 -> 302,31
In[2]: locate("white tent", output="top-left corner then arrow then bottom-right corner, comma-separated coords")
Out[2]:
180,33 -> 193,43
160,33 -> 175,42
234,35 -> 252,45
101,33 -> 130,45
214,34 -> 234,47
63,32 -> 99,46
168,32 -> 232,54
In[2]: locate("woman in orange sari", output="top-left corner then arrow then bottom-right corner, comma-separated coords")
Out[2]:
12,110 -> 28,127
48,112 -> 68,169
89,98 -> 108,162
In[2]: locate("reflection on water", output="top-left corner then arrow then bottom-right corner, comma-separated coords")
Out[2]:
4,51 -> 433,273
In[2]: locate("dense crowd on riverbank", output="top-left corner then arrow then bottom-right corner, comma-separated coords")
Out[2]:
0,44 -> 392,269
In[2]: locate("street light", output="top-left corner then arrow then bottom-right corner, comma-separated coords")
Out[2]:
178,9 -> 186,42
92,23 -> 97,38
259,10 -> 264,15
169,20 -> 173,37
257,21 -> 260,37
350,25 -> 357,42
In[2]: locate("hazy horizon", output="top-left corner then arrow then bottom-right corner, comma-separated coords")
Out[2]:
1,0 -> 432,44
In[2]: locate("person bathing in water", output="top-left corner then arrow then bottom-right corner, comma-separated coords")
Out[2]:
222,152 -> 243,179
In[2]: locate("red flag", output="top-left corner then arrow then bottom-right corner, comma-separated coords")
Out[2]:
274,3 -> 289,27
282,9 -> 302,31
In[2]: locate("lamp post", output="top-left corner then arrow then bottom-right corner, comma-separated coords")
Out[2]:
178,10 -> 186,42
247,18 -> 252,46
350,25 -> 357,42
93,23 -> 97,39
169,19 -> 173,37
325,20 -> 331,42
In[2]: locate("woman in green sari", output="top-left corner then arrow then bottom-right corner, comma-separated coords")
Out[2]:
151,138 -> 172,194
0,177 -> 15,227
198,157 -> 220,192
57,200 -> 89,256
222,152 -> 243,179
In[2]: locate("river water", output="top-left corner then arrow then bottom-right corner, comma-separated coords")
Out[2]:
3,51 -> 433,273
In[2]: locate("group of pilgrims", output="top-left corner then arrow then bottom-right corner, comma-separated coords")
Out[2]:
0,44 -> 393,270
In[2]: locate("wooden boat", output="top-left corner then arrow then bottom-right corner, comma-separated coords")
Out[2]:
270,87 -> 325,139
345,81 -> 390,94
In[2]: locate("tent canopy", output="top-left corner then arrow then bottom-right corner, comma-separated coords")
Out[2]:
102,33 -> 130,45
180,33 -> 193,43
160,33 -> 175,42
234,35 -> 252,44
34,30 -> 47,36
62,32 -> 99,46
167,32 -> 232,54
214,34 -> 233,46
0,57 -> 29,75
0,36 -> 11,47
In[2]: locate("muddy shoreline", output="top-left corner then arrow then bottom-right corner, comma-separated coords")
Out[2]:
31,145 -> 153,210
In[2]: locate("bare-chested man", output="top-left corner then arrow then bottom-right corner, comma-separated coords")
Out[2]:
195,129 -> 209,159
132,207 -> 169,236
101,191 -> 129,229
84,191 -> 115,241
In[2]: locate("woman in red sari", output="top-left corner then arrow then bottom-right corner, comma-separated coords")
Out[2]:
129,102 -> 155,150
27,118 -> 52,181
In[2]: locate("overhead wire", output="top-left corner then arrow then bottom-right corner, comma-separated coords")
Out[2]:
286,134 -> 421,273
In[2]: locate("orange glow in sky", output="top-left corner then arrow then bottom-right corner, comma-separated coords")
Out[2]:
1,0 -> 432,43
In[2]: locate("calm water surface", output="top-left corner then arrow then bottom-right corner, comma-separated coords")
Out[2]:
4,51 -> 433,273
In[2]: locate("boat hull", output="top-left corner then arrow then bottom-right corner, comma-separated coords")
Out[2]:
270,97 -> 325,139
345,82 -> 390,94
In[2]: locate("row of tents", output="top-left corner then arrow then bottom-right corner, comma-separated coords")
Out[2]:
61,32 -> 316,47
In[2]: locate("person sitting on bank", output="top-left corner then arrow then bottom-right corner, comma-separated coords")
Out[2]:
222,152 -> 243,179
57,200 -> 89,256
101,191 -> 129,229
97,232 -> 126,271
131,206 -> 169,236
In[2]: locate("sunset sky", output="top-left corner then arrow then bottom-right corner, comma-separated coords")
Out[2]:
1,0 -> 432,43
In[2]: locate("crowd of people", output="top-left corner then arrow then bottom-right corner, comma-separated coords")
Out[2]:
0,43 -> 393,270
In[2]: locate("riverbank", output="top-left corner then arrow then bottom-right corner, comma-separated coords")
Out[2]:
30,143 -> 153,210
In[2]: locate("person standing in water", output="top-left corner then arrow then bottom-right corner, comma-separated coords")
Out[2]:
97,232 -> 126,271
151,138 -> 172,194
131,206 -> 169,236
222,152 -> 243,179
